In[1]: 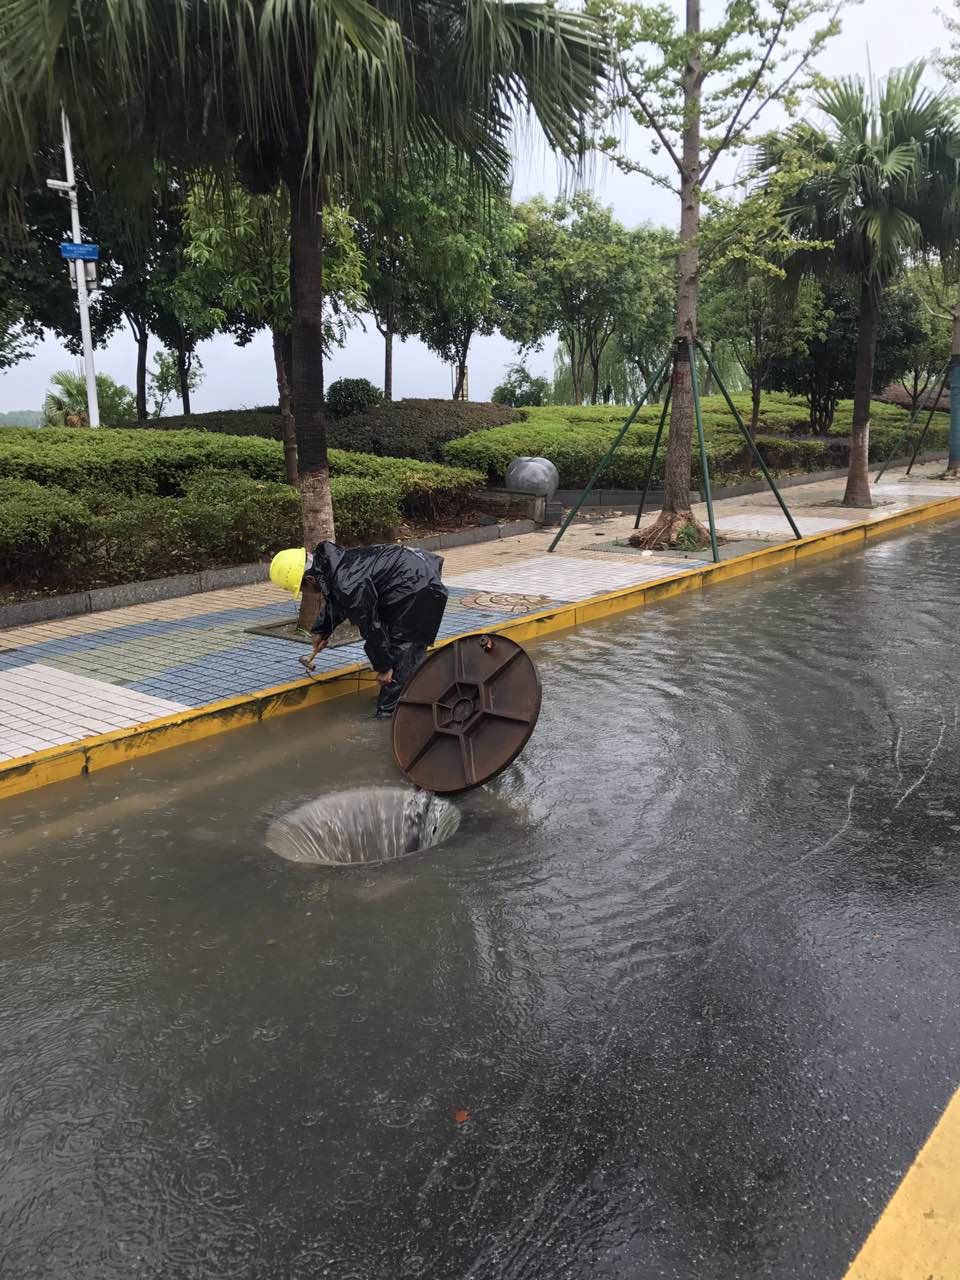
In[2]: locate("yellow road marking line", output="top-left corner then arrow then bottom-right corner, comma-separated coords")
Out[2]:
844,1085 -> 960,1280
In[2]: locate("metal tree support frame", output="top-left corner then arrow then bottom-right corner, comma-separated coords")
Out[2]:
547,348 -> 674,553
549,337 -> 802,560
874,359 -> 952,483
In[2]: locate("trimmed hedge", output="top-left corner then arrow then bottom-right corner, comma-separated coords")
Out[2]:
120,409 -> 285,438
328,399 -> 522,462
0,427 -> 484,590
0,427 -> 483,524
131,399 -> 522,462
444,395 -> 932,489
0,427 -> 281,495
0,472 -> 402,589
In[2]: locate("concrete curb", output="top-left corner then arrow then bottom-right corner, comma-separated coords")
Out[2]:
3,489 -> 960,802
0,520 -> 539,631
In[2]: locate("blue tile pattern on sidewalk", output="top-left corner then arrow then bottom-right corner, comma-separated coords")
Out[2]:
1,590 -> 570,710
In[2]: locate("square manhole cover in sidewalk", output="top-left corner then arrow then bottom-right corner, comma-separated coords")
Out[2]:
246,619 -> 361,648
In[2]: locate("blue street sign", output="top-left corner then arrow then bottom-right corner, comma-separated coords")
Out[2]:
59,242 -> 99,261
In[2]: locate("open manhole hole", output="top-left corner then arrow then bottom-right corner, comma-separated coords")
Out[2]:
265,787 -> 461,867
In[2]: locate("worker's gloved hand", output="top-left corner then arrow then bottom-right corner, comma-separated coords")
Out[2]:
376,669 -> 394,687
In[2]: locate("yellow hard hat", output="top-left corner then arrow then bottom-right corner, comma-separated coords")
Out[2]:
270,547 -> 307,597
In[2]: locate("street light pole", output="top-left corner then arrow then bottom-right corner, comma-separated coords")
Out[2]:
46,108 -> 100,427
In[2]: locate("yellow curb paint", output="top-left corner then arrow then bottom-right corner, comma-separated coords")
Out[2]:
844,1085 -> 960,1280
84,700 -> 263,774
0,744 -> 86,801
3,492 -> 960,803
794,529 -> 859,560
258,671 -> 362,721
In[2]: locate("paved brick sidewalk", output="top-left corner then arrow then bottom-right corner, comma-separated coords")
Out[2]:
0,464 -> 954,763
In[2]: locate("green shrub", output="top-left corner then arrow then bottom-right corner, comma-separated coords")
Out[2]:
0,479 -> 92,586
128,399 -> 522,461
444,394 -> 921,488
327,377 -> 383,418
752,436 -> 836,473
329,475 -> 402,542
327,399 -> 522,462
329,451 -> 482,520
82,488 -> 185,581
178,471 -> 302,562
0,427 -> 281,495
125,409 -> 285,439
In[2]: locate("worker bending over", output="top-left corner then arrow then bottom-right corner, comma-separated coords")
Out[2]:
270,542 -> 448,718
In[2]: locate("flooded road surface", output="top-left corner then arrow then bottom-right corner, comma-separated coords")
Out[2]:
2,523 -> 959,1279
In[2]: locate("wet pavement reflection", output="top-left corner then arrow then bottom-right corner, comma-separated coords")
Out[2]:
1,525 -> 959,1278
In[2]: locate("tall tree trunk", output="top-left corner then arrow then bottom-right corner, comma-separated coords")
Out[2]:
843,279 -> 877,507
128,315 -> 148,423
589,356 -> 601,404
638,0 -> 706,547
176,336 -> 192,415
383,325 -> 394,402
700,346 -> 714,396
452,332 -> 472,401
750,376 -> 762,433
272,327 -> 298,486
289,179 -> 335,548
282,332 -> 293,411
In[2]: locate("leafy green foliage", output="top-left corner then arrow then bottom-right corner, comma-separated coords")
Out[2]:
594,0 -> 842,195
769,278 -> 938,433
492,364 -> 551,408
503,194 -> 675,404
327,378 -> 384,418
415,177 -> 519,395
183,182 -> 365,352
123,410 -> 286,438
42,370 -> 137,429
149,349 -> 204,418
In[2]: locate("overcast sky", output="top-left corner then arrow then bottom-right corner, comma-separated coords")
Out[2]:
0,0 -> 950,416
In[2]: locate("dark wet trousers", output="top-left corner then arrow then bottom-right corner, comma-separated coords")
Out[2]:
375,643 -> 427,719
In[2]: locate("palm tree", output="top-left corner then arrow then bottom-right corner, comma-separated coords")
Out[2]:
765,64 -> 960,506
1,0 -> 607,545
42,369 -> 136,428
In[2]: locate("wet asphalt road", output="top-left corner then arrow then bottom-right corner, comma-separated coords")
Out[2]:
1,523 -> 959,1279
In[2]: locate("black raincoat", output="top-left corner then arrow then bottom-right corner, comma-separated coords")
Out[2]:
308,543 -> 448,697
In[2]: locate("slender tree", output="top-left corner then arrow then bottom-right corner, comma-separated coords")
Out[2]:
592,0 -> 841,545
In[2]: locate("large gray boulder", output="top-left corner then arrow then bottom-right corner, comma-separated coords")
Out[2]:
505,456 -> 559,500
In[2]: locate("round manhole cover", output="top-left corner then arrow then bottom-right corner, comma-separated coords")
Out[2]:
391,635 -> 541,794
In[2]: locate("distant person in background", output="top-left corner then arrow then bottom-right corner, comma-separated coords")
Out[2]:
603,382 -> 613,405
270,543 -> 448,718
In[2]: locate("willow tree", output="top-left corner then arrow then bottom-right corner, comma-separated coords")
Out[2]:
0,0 -> 607,547
591,0 -> 841,546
